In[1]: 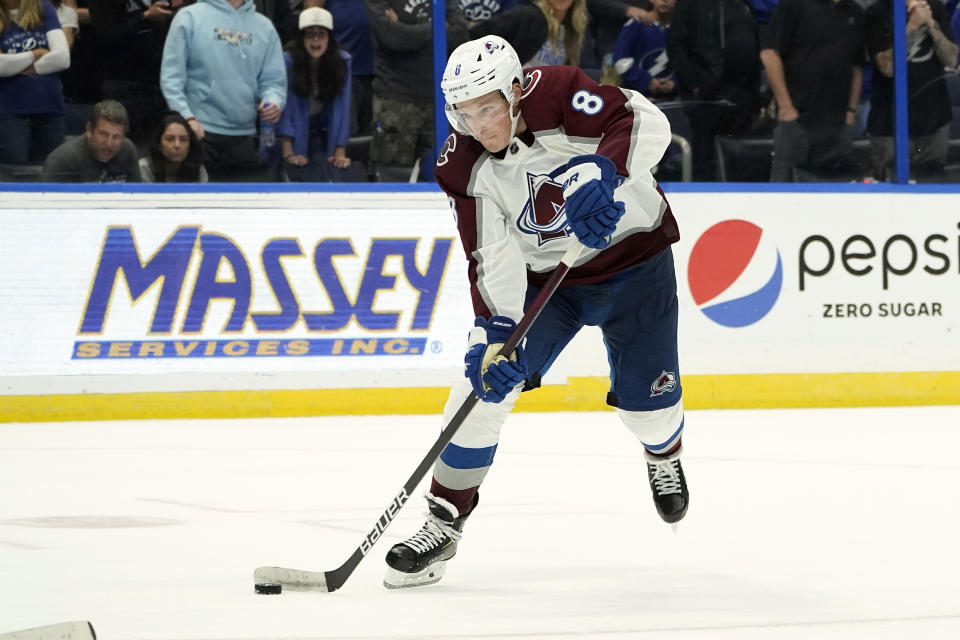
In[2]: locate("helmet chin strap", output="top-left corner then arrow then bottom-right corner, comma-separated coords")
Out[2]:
504,87 -> 521,142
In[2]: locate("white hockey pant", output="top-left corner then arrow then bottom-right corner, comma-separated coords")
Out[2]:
431,377 -> 520,491
617,399 -> 685,454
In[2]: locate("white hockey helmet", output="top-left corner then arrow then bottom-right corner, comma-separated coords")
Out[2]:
441,36 -> 523,138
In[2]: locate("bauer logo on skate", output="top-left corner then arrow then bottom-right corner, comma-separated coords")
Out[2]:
72,226 -> 454,359
687,219 -> 783,328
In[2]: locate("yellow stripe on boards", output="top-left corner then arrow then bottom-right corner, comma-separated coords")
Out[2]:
2,372 -> 958,423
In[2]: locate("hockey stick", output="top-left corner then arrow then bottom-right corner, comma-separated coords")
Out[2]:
0,621 -> 96,640
254,242 -> 584,593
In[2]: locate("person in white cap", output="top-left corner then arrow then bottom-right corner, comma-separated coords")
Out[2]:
272,7 -> 363,181
383,35 -> 689,590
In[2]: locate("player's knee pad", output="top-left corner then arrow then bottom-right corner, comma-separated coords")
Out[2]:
434,378 -> 518,491
442,377 -> 519,449
617,399 -> 684,453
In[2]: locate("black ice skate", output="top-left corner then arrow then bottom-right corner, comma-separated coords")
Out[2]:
645,446 -> 689,524
383,493 -> 470,589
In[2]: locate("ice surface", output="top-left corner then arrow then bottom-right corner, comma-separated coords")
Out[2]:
1,406 -> 959,639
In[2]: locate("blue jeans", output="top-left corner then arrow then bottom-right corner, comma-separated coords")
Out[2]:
0,113 -> 65,164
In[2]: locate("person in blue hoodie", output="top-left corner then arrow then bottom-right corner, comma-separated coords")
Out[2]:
273,6 -> 365,181
160,0 -> 286,181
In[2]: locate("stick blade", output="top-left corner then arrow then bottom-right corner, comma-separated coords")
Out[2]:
254,566 -> 330,592
0,621 -> 96,640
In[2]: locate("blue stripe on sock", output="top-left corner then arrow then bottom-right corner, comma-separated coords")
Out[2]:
642,417 -> 684,452
440,442 -> 499,469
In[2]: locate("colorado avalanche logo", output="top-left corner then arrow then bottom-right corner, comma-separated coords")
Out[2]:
484,40 -> 500,54
650,370 -> 677,397
517,171 -> 570,245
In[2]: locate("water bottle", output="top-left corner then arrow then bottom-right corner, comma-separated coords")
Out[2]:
260,103 -> 276,149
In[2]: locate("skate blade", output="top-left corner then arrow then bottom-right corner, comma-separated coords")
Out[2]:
383,561 -> 447,590
671,523 -> 679,534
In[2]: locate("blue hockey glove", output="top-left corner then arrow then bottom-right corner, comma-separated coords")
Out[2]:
561,154 -> 626,249
464,315 -> 528,403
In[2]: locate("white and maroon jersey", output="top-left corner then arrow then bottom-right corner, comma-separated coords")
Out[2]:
435,64 -> 680,322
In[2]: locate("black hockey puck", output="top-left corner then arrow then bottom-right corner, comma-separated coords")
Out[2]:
255,582 -> 282,594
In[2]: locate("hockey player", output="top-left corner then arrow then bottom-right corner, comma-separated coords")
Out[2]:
384,35 -> 688,589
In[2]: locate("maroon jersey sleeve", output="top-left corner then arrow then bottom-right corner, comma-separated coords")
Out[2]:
519,65 -> 644,177
435,132 -> 494,319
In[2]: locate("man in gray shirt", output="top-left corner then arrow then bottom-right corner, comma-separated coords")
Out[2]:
41,100 -> 141,183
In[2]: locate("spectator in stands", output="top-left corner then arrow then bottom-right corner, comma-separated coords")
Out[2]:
254,0 -> 296,42
305,0 -> 375,136
866,0 -> 958,181
365,0 -> 467,174
41,98 -> 140,181
953,3 -> 960,60
274,7 -> 365,181
466,1 -> 548,65
88,0 -> 173,149
612,0 -> 687,180
60,0 -> 104,121
761,0 -> 866,182
750,0 -> 777,31
51,0 -> 77,47
64,0 -> 85,23
666,0 -> 760,181
139,110 -> 208,181
459,0 -> 513,23
525,0 -> 588,67
587,0 -> 653,65
160,0 -> 287,181
0,0 -> 71,165
611,0 -> 676,99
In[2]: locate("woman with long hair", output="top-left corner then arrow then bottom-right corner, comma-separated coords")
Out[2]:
0,0 -> 70,165
526,0 -> 588,67
273,7 -> 364,182
139,111 -> 208,182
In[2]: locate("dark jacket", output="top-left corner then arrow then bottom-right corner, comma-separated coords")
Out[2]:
254,0 -> 297,43
366,0 -> 468,104
468,3 -> 547,64
587,0 -> 651,61
666,0 -> 760,101
88,0 -> 171,81
41,134 -> 142,183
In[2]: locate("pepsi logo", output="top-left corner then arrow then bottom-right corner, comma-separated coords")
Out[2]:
688,220 -> 783,328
